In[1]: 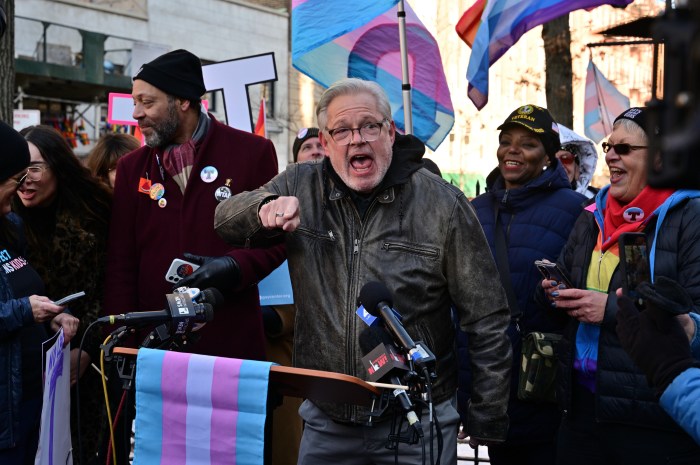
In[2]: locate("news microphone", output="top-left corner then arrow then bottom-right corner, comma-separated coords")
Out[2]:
359,325 -> 421,428
359,281 -> 427,363
97,291 -> 214,335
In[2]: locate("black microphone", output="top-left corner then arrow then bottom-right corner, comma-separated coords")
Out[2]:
359,281 -> 425,364
359,325 -> 421,428
97,292 -> 214,335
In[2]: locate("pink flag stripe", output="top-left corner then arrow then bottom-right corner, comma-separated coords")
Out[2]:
209,357 -> 242,465
160,351 -> 190,465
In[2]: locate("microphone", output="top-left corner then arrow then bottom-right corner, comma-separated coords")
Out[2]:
359,325 -> 421,429
359,282 -> 427,364
97,290 -> 216,335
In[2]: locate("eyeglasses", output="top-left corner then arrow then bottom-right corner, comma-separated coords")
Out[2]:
12,164 -> 48,188
557,152 -> 577,165
326,119 -> 389,145
601,142 -> 648,154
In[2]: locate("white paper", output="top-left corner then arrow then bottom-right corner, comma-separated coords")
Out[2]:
35,329 -> 73,465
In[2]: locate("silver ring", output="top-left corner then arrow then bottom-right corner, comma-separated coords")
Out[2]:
275,212 -> 284,217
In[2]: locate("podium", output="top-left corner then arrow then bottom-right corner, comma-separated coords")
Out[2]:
112,348 -> 381,464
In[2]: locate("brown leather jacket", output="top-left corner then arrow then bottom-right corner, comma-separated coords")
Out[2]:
214,135 -> 512,441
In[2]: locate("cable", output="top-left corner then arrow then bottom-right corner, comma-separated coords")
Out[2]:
100,335 -> 117,465
74,319 -> 102,465
105,391 -> 127,465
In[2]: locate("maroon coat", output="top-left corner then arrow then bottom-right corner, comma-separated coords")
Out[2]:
103,115 -> 285,360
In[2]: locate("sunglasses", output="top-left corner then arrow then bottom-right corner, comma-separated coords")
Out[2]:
557,152 -> 578,165
601,142 -> 648,155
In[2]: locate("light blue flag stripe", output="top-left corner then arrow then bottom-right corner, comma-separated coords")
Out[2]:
134,348 -> 166,465
235,360 -> 274,465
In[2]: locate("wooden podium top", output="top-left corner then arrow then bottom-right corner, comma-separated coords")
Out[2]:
113,347 -> 380,407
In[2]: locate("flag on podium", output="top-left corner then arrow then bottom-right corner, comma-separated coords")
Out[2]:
254,99 -> 267,138
584,59 -> 630,143
133,349 -> 274,465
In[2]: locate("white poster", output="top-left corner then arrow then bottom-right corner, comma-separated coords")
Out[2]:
35,329 -> 73,465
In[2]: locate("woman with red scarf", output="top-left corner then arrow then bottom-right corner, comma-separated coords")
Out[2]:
539,107 -> 700,464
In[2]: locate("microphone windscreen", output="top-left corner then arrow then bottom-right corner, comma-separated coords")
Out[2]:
359,281 -> 393,317
201,288 -> 225,307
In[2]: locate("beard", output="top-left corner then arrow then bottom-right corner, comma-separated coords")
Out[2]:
143,100 -> 179,148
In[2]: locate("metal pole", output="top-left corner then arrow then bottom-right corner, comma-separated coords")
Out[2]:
397,0 -> 413,134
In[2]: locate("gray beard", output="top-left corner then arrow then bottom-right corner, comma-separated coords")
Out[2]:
145,106 -> 179,148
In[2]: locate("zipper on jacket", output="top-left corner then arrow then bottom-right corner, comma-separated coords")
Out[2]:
353,238 -> 359,255
328,230 -> 335,241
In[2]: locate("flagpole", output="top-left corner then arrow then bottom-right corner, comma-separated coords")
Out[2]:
397,0 -> 413,134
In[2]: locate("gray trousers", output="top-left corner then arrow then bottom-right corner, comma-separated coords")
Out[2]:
297,396 -> 459,465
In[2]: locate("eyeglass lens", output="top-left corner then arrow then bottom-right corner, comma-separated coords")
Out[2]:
329,121 -> 385,145
602,142 -> 647,155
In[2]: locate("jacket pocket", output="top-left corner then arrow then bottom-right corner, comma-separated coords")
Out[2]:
295,226 -> 337,242
382,241 -> 439,260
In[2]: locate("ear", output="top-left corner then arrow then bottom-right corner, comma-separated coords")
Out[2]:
176,98 -> 191,112
319,130 -> 330,155
388,119 -> 396,144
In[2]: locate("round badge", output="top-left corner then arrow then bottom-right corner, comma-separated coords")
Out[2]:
158,198 -> 167,208
214,186 -> 232,202
200,166 -> 218,183
176,263 -> 194,277
297,127 -> 309,139
623,207 -> 644,223
150,183 -> 165,200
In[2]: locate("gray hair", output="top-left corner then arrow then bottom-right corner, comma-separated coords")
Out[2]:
612,117 -> 648,144
316,78 -> 392,131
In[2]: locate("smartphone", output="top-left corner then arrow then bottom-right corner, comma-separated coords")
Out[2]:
53,291 -> 86,306
535,259 -> 574,288
618,232 -> 651,305
165,258 -> 200,284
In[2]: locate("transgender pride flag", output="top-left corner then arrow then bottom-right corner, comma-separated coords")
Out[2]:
292,0 -> 454,151
133,349 -> 274,465
584,59 -> 630,143
457,0 -> 633,109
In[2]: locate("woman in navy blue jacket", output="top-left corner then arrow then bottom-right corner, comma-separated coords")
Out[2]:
0,122 -> 78,464
459,105 -> 585,464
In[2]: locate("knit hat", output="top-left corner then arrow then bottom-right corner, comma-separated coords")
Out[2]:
614,107 -> 651,137
0,121 -> 30,182
497,104 -> 561,158
292,127 -> 320,162
134,49 -> 206,101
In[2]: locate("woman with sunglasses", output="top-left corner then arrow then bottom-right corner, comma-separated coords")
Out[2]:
0,122 -> 79,464
539,107 -> 700,464
555,124 -> 599,199
460,105 -> 586,465
14,125 -> 112,465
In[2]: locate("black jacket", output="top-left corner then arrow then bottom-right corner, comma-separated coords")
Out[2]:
544,190 -> 700,433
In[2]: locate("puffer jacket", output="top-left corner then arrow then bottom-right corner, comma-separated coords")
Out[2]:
0,213 -> 36,449
463,162 -> 585,444
545,188 -> 700,432
215,134 -> 513,441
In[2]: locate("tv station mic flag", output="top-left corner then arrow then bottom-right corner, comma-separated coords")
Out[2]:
292,0 -> 454,151
456,0 -> 634,110
133,348 -> 274,465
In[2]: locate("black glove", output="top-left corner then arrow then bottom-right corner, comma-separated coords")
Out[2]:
616,293 -> 697,395
175,253 -> 240,296
636,276 -> 694,315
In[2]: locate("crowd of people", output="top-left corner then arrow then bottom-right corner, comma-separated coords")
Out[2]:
0,47 -> 699,465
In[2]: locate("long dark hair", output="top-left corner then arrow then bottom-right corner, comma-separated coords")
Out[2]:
14,125 -> 112,240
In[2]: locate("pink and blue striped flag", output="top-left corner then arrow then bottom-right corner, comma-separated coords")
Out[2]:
456,0 -> 634,109
584,59 -> 630,143
133,349 -> 274,465
292,0 -> 454,150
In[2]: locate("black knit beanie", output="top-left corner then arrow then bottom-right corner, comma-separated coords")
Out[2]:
134,49 -> 206,101
292,127 -> 320,162
0,121 -> 30,181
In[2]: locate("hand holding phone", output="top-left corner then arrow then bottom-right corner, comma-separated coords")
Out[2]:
53,291 -> 86,306
165,258 -> 200,284
535,259 -> 573,289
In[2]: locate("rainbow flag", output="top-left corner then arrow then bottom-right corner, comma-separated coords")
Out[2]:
254,99 -> 267,138
584,59 -> 630,143
292,0 -> 454,150
457,0 -> 634,109
133,349 -> 274,465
